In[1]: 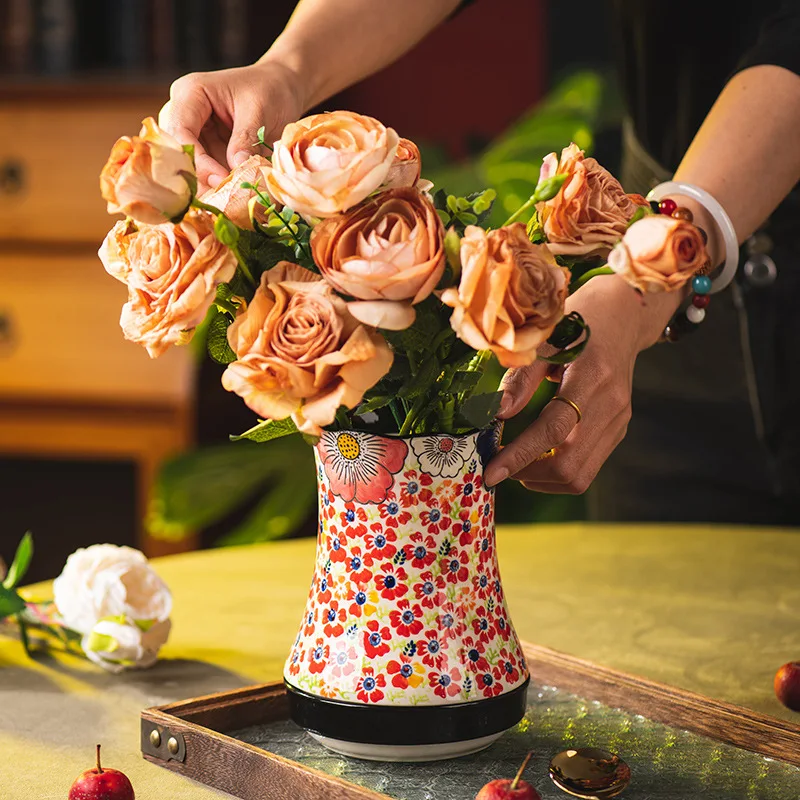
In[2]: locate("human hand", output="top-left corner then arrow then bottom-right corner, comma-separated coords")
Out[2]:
158,59 -> 305,194
483,274 -> 680,493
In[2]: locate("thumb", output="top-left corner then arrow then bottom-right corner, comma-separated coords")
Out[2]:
498,360 -> 549,419
227,107 -> 266,169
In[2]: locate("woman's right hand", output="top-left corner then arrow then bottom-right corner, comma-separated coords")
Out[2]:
158,59 -> 306,193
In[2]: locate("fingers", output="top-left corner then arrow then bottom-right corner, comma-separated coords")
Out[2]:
227,99 -> 268,170
516,406 -> 630,494
160,78 -> 229,190
498,360 -> 549,419
484,393 -> 580,487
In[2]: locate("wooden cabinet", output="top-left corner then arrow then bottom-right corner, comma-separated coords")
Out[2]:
0,84 -> 198,556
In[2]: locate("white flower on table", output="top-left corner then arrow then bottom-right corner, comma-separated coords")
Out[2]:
52,543 -> 172,672
83,616 -> 172,674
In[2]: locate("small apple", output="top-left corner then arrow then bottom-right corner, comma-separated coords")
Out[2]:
68,745 -> 135,800
476,752 -> 540,800
775,661 -> 800,712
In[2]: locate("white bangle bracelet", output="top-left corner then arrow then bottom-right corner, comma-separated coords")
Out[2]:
646,181 -> 739,294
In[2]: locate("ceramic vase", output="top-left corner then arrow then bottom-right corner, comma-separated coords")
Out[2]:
283,426 -> 529,761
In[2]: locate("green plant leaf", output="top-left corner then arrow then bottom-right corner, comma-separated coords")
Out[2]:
547,312 -> 588,349
237,231 -> 295,280
459,391 -> 502,430
206,311 -> 236,365
447,371 -> 483,395
0,585 -> 26,619
533,172 -> 568,203
230,417 -> 300,443
398,356 -> 440,400
148,438 -> 313,536
215,469 -> 316,546
3,532 -> 33,590
354,395 -> 394,415
214,214 -> 240,248
539,339 -> 589,365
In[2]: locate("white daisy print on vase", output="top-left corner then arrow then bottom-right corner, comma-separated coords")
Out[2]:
411,434 -> 477,479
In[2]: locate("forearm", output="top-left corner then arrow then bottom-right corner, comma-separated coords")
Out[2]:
624,64 -> 800,345
261,0 -> 461,112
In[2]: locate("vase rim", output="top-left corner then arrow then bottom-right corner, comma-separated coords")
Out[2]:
325,423 -> 499,441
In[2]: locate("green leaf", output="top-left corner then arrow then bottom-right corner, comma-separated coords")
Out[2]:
256,126 -> 266,146
459,391 -> 502,430
398,356 -> 440,399
182,143 -> 195,161
237,231 -> 295,280
547,312 -> 587,349
148,438 -> 312,536
215,469 -> 316,546
354,395 -> 394,415
85,631 -> 118,653
533,172 -> 568,203
444,228 -> 461,277
230,417 -> 300,443
383,297 -> 442,353
628,204 -> 650,226
447,371 -> 482,394
540,338 -> 589,365
214,214 -> 240,248
0,585 -> 26,619
206,311 -> 236,365
3,532 -> 33,590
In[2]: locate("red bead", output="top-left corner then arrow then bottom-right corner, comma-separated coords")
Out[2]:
692,294 -> 710,309
659,198 -> 677,215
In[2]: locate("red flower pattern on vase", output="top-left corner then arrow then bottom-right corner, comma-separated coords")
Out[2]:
284,428 -> 528,706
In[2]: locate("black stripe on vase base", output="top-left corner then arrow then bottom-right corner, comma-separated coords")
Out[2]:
285,679 -> 530,746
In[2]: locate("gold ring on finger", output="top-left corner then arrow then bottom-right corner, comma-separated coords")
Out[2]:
550,394 -> 582,423
533,448 -> 557,462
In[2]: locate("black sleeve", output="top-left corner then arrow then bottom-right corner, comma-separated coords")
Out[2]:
737,1 -> 800,76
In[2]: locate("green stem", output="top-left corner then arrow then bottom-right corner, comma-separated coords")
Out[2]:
570,265 -> 614,292
191,198 -> 257,288
388,399 -> 404,429
502,193 -> 537,227
191,198 -> 224,216
399,393 -> 427,436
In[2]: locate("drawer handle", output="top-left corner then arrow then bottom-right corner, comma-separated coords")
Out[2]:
0,160 -> 25,195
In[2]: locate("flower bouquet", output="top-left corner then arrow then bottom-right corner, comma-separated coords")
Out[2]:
98,110 -> 708,758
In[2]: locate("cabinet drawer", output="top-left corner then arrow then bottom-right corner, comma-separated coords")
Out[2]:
0,94 -> 166,244
0,252 -> 194,406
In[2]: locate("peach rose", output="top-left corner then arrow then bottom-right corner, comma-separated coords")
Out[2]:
99,209 -> 237,357
310,187 -> 445,330
608,214 -> 708,293
221,262 -> 393,436
199,155 -> 273,230
536,143 -> 647,258
441,223 -> 569,368
265,111 -> 400,219
383,138 -> 421,190
100,117 -> 195,226
99,218 -> 138,283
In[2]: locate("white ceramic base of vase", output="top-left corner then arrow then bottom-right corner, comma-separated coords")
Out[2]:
308,731 -> 504,762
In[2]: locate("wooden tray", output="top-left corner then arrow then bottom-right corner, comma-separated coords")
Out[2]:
140,642 -> 800,800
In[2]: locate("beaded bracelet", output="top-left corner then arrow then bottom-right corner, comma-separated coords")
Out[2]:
647,199 -> 712,342
646,182 -> 739,342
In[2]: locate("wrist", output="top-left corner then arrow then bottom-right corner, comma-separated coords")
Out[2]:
257,35 -> 320,114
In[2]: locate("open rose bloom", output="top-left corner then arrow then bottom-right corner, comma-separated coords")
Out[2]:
98,115 -> 708,443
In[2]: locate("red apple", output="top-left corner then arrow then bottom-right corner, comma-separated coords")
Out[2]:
476,752 -> 540,800
68,745 -> 135,800
775,661 -> 800,712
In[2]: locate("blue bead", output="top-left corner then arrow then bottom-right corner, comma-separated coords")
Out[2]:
692,275 -> 712,295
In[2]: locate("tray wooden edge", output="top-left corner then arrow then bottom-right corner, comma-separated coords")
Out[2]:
522,642 -> 800,767
139,640 -> 800,800
141,703 -> 391,800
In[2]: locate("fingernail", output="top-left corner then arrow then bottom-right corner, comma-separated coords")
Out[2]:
485,467 -> 508,488
207,173 -> 224,189
233,150 -> 250,167
499,394 -> 515,418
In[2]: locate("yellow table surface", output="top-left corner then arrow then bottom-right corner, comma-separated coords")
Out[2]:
1,524 -> 799,799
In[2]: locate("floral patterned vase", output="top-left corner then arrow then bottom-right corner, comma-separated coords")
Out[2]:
284,426 -> 529,761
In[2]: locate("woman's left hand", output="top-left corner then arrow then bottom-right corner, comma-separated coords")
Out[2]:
483,274 -> 679,493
